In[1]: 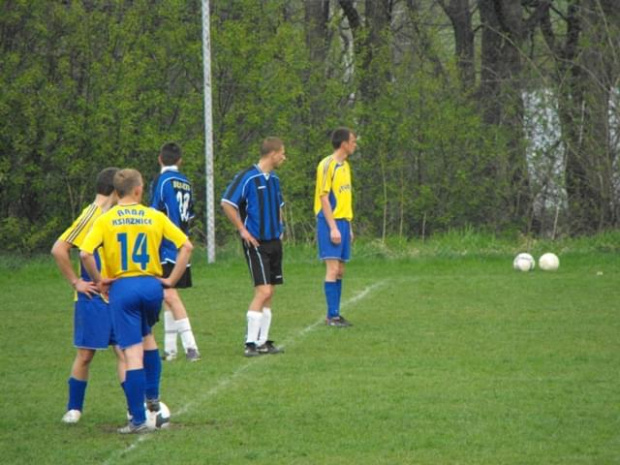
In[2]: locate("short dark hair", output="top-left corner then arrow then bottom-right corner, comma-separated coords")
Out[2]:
331,127 -> 354,149
114,169 -> 143,198
260,137 -> 283,158
160,142 -> 182,166
95,167 -> 120,196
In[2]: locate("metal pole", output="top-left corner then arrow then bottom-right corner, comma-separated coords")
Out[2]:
201,0 -> 215,263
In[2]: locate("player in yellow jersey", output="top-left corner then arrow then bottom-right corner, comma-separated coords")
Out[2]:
314,128 -> 357,327
80,169 -> 193,434
51,167 -> 125,425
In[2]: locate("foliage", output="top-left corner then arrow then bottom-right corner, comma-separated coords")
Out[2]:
0,0 -> 618,252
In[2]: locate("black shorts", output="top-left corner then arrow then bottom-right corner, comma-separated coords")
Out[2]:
161,263 -> 193,289
242,239 -> 283,286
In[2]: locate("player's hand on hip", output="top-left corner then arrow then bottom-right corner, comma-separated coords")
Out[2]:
75,279 -> 99,298
240,228 -> 259,248
97,278 -> 115,300
330,227 -> 341,245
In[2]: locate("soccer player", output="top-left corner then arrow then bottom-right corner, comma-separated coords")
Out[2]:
221,137 -> 286,357
150,142 -> 200,362
51,167 -> 126,424
314,127 -> 357,327
52,168 -> 125,424
80,168 -> 193,434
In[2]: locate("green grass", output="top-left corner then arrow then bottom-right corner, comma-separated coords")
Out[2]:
1,241 -> 619,464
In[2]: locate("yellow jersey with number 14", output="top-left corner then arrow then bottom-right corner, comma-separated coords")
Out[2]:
80,203 -> 187,279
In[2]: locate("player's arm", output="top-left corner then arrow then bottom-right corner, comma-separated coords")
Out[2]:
78,220 -> 113,297
79,249 -> 114,298
160,240 -> 193,289
51,239 -> 98,297
221,201 -> 259,248
317,160 -> 341,244
79,250 -> 101,286
320,195 -> 341,245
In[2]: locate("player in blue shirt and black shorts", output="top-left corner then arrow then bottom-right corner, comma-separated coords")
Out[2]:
221,137 -> 286,357
150,142 -> 201,362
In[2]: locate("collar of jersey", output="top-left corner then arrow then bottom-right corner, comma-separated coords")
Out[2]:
254,164 -> 271,179
161,165 -> 179,173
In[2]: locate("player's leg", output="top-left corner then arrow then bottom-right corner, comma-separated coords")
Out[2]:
324,220 -> 352,327
257,291 -> 273,347
318,217 -> 346,325
257,240 -> 283,354
162,303 -> 178,361
63,295 -> 113,423
164,287 -> 200,361
245,284 -> 273,356
141,276 -> 165,415
112,277 -> 160,433
113,346 -> 126,382
242,241 -> 268,356
336,260 -> 346,311
160,264 -> 179,360
62,348 -> 95,423
143,333 -> 162,410
324,259 -> 341,319
120,342 -> 149,432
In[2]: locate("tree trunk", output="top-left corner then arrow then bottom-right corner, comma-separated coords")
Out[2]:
439,0 -> 475,90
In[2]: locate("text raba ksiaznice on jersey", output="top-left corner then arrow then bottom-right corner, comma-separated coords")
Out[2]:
112,207 -> 153,226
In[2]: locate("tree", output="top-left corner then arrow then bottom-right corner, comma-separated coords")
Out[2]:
542,0 -> 620,233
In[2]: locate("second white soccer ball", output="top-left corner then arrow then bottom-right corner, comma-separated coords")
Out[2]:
513,253 -> 535,272
538,252 -> 559,271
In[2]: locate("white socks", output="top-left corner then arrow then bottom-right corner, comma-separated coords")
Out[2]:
176,318 -> 197,352
246,308 -> 273,346
164,311 -> 178,354
246,310 -> 262,344
164,311 -> 198,354
257,308 -> 272,346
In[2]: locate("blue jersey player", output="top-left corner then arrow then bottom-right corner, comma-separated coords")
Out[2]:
221,137 -> 286,357
150,142 -> 200,362
51,167 -> 125,424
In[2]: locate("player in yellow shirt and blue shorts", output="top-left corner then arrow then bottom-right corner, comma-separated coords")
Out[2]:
314,128 -> 357,327
51,167 -> 125,425
80,169 -> 193,434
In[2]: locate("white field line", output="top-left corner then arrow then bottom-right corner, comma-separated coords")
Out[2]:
103,279 -> 388,464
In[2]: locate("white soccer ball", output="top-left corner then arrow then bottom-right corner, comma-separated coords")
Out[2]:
146,401 -> 171,429
513,253 -> 535,272
538,252 -> 559,271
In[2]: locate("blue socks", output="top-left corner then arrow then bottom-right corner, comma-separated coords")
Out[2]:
67,377 -> 87,411
325,281 -> 340,319
124,369 -> 147,425
143,349 -> 161,401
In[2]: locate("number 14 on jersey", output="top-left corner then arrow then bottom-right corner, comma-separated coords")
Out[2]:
117,232 -> 150,270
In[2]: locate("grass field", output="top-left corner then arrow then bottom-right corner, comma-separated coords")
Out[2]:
1,240 -> 619,464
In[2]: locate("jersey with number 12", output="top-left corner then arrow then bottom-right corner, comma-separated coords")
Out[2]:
150,167 -> 194,265
81,203 -> 187,278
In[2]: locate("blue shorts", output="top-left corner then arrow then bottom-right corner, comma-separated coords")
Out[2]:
74,295 -> 117,349
317,217 -> 351,261
109,276 -> 163,349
